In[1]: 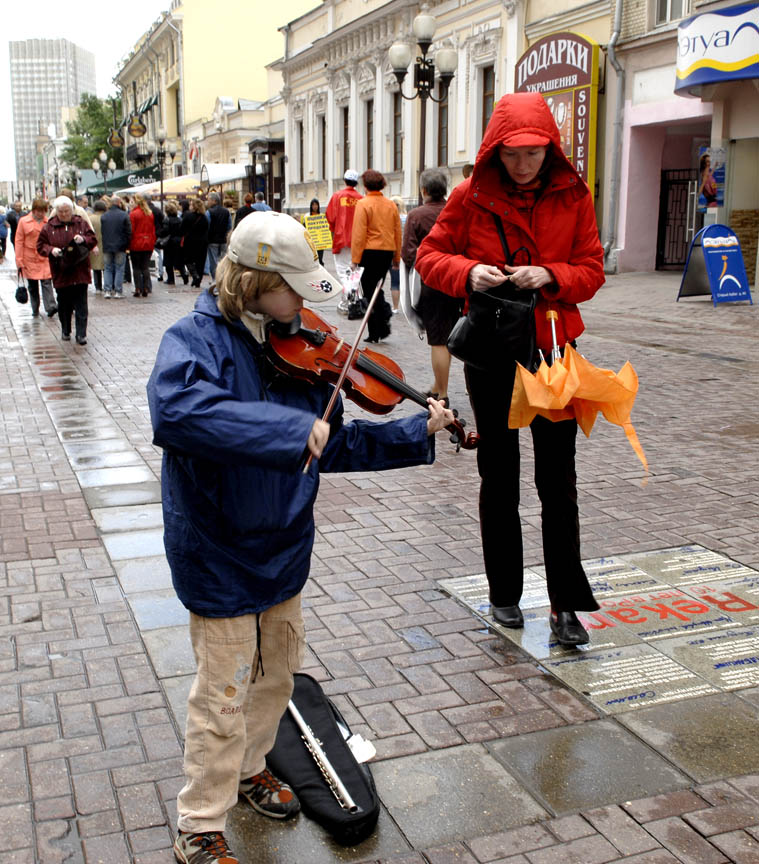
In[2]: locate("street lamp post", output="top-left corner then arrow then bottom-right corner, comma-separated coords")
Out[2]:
156,128 -> 177,213
389,5 -> 457,201
92,149 -> 117,195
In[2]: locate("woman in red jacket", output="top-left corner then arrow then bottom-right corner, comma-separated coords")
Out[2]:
129,194 -> 156,297
416,92 -> 605,647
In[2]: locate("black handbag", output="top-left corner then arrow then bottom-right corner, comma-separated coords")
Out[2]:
447,213 -> 536,370
15,273 -> 28,304
267,673 -> 380,846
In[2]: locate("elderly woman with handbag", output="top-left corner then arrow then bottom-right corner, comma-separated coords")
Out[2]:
37,195 -> 97,345
416,92 -> 605,646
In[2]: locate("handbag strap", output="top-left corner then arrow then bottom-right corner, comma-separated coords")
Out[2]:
491,212 -> 512,266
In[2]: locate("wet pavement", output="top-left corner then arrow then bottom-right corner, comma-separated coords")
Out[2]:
1,249 -> 759,863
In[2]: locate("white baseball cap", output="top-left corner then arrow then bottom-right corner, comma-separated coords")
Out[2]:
226,211 -> 339,303
344,169 -> 359,183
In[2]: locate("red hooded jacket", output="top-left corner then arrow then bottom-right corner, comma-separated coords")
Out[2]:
415,92 -> 604,353
129,205 -> 156,252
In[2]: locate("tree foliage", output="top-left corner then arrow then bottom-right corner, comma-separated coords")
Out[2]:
61,93 -> 124,170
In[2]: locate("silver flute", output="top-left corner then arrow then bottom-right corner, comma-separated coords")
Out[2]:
287,699 -> 360,813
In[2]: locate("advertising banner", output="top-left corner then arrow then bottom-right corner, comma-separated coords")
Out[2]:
697,146 -> 726,212
678,225 -> 753,305
515,31 -> 600,190
303,214 -> 332,251
676,3 -> 759,95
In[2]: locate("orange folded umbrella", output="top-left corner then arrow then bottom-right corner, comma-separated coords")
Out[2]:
509,312 -> 648,478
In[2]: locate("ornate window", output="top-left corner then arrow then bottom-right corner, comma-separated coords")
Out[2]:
437,84 -> 448,168
366,99 -> 374,169
481,65 -> 495,137
393,92 -> 403,172
342,106 -> 350,174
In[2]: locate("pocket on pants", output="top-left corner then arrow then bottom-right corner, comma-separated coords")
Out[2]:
286,619 -> 305,674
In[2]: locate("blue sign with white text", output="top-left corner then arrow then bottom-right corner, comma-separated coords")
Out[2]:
678,225 -> 753,305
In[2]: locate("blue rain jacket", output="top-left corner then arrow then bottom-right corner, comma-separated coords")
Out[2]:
147,291 -> 434,617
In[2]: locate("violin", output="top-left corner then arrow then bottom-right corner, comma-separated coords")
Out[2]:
266,308 -> 479,452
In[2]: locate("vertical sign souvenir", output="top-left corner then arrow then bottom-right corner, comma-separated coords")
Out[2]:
515,32 -> 600,192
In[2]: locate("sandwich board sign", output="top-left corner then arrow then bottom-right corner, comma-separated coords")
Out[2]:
677,225 -> 753,305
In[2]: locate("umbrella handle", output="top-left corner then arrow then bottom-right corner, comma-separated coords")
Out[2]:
546,309 -> 561,363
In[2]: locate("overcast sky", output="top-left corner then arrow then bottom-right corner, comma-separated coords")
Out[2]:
1,0 -> 168,178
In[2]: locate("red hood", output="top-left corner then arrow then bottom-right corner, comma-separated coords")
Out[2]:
470,92 -> 579,196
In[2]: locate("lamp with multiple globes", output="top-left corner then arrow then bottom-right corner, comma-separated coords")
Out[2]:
92,149 -> 117,195
389,5 -> 457,196
156,127 -> 178,212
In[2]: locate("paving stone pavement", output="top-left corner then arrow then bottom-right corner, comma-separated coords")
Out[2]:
1,249 -> 758,864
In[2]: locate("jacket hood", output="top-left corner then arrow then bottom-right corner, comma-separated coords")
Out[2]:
471,92 -> 579,194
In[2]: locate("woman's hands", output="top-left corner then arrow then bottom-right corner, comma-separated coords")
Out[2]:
502,264 -> 552,290
73,234 -> 85,244
468,263 -> 509,292
307,419 -> 331,458
467,263 -> 553,293
426,398 -> 456,436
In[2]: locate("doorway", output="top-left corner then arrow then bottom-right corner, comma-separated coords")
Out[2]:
656,169 -> 701,269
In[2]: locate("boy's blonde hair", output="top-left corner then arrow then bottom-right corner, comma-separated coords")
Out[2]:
216,256 -> 289,321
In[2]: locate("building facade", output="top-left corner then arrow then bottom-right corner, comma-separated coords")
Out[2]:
275,0 -> 612,214
9,39 -> 96,185
601,0 -> 759,284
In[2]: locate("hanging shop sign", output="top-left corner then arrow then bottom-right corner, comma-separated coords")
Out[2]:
515,31 -> 600,191
675,3 -> 759,96
128,115 -> 147,138
108,128 -> 124,148
678,224 -> 753,305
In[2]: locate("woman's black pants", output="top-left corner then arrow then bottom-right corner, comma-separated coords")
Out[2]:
465,361 -> 598,613
359,249 -> 393,340
55,283 -> 88,341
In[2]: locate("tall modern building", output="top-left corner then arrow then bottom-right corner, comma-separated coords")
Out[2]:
9,38 -> 96,184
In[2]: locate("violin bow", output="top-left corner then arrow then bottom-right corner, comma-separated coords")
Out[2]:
302,278 -> 385,474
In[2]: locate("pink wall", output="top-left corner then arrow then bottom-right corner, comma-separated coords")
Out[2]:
661,134 -> 697,171
618,126 -> 665,272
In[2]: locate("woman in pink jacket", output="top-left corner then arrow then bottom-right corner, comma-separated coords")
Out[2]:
129,194 -> 156,297
416,92 -> 605,647
15,198 -> 57,318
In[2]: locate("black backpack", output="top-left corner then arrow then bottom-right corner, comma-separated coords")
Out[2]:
266,673 -> 380,846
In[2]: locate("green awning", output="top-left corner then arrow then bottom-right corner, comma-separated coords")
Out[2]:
84,164 -> 160,195
137,94 -> 160,113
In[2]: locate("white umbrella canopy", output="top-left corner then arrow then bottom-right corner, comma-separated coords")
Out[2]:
110,173 -> 202,198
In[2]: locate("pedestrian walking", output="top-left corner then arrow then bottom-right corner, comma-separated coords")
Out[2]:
401,169 -> 460,406
160,202 -> 188,285
0,207 -> 8,261
181,198 -> 209,288
251,191 -> 271,212
351,170 -> 401,343
234,192 -> 255,228
326,169 -> 362,281
6,201 -> 27,249
15,198 -> 57,318
100,195 -> 131,298
206,191 -> 232,286
302,198 -> 325,264
89,200 -> 106,292
389,195 -> 407,314
416,91 -> 605,646
147,210 -> 453,864
36,195 -> 97,345
129,194 -> 157,297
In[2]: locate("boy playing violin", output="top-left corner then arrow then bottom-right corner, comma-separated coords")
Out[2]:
147,211 -> 453,864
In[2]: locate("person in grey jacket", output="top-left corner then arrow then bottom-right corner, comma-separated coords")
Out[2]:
100,195 -> 132,298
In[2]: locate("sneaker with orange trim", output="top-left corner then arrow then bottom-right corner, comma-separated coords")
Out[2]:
238,768 -> 300,819
173,830 -> 238,863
